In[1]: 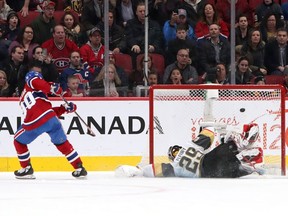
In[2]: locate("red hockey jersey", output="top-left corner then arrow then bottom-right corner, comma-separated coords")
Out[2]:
20,71 -> 66,130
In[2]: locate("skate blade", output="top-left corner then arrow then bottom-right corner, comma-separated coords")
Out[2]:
73,175 -> 87,180
15,174 -> 36,180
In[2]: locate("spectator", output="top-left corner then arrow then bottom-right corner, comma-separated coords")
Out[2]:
235,14 -> 252,46
60,51 -> 91,96
149,0 -> 181,27
125,2 -> 163,68
240,28 -> 267,76
0,69 -> 10,96
254,0 -> 283,28
30,0 -> 56,45
0,0 -> 11,21
165,68 -> 183,84
64,0 -> 84,17
64,74 -> 85,97
215,63 -> 229,84
0,45 -> 25,96
235,56 -> 253,84
264,27 -> 288,75
32,46 -> 58,83
147,70 -> 158,86
178,0 -> 210,28
216,0 -> 253,28
197,23 -> 230,79
81,0 -> 114,32
129,54 -> 158,90
0,10 -> 20,46
79,27 -> 104,73
163,48 -> 198,84
108,52 -> 128,87
165,23 -> 198,67
96,9 -> 126,54
115,0 -> 138,28
9,25 -> 39,63
254,75 -> 266,85
60,11 -> 82,47
163,8 -> 196,48
195,3 -> 229,38
42,25 -> 79,73
260,12 -> 284,43
90,63 -> 121,97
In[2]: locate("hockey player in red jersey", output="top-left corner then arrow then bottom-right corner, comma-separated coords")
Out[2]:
115,124 -> 264,178
13,62 -> 87,179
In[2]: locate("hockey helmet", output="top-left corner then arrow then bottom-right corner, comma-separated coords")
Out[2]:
168,145 -> 182,161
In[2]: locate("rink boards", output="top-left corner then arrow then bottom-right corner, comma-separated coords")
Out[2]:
0,97 -> 287,171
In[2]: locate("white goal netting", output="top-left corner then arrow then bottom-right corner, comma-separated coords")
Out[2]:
148,85 -> 286,175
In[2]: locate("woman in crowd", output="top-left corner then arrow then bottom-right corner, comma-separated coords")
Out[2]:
9,25 -> 38,63
195,3 -> 229,38
0,69 -> 10,96
235,56 -> 253,84
260,12 -> 284,43
240,28 -> 267,76
60,10 -> 82,46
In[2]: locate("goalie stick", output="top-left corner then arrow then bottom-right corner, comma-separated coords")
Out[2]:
60,94 -> 96,137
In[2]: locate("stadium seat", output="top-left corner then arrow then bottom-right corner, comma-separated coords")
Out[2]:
136,53 -> 165,77
264,75 -> 284,85
18,10 -> 79,29
114,53 -> 133,76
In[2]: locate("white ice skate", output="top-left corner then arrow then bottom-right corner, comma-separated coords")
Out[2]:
115,165 -> 143,177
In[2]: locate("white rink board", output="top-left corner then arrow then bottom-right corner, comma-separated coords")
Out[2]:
0,99 -> 287,157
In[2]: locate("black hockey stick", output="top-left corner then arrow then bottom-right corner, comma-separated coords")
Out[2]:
60,95 -> 96,137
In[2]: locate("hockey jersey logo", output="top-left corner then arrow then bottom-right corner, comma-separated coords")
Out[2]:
54,58 -> 70,72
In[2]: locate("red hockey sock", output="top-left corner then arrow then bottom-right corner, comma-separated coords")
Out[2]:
55,140 -> 82,169
14,140 -> 31,168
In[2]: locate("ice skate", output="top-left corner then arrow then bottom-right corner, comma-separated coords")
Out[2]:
72,166 -> 87,178
237,147 -> 265,175
115,165 -> 143,177
14,165 -> 36,179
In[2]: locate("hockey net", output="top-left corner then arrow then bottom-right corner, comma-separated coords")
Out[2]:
148,85 -> 286,176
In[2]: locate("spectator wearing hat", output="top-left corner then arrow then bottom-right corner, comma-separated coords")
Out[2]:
0,10 -> 20,43
79,27 -> 105,74
163,8 -> 196,48
254,76 -> 266,85
30,0 -> 56,45
42,24 -> 79,73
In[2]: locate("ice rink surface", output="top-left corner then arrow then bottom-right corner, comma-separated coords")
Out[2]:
0,171 -> 288,216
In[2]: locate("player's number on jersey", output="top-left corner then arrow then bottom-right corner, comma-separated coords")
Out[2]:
20,92 -> 36,115
179,147 -> 204,173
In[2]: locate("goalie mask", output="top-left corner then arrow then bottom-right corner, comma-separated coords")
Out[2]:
168,145 -> 182,161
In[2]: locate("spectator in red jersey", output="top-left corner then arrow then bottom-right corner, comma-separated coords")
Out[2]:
195,3 -> 229,38
42,24 -> 79,74
79,27 -> 105,74
215,0 -> 253,28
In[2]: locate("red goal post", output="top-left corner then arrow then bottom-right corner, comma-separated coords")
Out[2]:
149,85 -> 286,176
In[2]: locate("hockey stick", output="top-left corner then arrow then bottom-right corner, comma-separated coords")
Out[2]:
59,94 -> 96,137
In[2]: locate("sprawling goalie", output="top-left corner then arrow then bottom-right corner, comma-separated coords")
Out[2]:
115,124 -> 264,178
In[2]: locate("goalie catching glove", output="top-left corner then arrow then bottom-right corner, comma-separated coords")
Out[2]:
50,83 -> 63,96
62,102 -> 77,113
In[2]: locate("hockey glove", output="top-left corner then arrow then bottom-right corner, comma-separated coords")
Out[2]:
50,83 -> 63,96
63,102 -> 77,113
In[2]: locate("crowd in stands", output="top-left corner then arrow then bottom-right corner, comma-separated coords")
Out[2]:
1,0 -> 288,97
